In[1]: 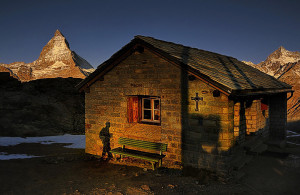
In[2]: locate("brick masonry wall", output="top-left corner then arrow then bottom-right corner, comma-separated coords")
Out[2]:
85,47 -> 234,173
233,102 -> 246,144
245,100 -> 269,136
233,99 -> 269,143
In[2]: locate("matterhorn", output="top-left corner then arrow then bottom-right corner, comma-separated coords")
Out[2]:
0,30 -> 94,81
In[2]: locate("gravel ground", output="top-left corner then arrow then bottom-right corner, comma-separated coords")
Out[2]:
0,141 -> 299,195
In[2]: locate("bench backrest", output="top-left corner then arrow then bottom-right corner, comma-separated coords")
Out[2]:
118,137 -> 167,152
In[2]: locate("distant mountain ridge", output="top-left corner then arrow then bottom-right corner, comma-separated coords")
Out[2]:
243,47 -> 300,121
243,46 -> 300,77
0,30 -> 94,82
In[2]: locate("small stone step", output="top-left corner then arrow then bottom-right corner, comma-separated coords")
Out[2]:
244,139 -> 263,152
249,143 -> 268,155
266,139 -> 286,148
232,170 -> 246,180
231,155 -> 243,168
232,155 -> 253,170
267,145 -> 287,154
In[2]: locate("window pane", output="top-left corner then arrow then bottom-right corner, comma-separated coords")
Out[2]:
143,99 -> 151,109
154,110 -> 160,120
154,99 -> 160,109
144,110 -> 152,119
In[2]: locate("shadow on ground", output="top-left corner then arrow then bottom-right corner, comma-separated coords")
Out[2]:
0,142 -> 299,194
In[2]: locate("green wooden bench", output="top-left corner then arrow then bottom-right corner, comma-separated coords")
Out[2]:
110,137 -> 168,170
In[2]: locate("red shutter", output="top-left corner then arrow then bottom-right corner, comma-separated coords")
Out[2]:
261,103 -> 268,111
127,96 -> 139,123
128,97 -> 133,123
132,97 -> 139,122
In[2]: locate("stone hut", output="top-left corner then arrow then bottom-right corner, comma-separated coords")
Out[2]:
77,36 -> 292,174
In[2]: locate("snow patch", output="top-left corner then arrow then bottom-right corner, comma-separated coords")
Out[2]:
0,134 -> 85,149
82,68 -> 95,73
0,152 -> 39,160
287,130 -> 300,146
270,56 -> 300,64
32,61 -> 70,77
287,130 -> 298,135
42,35 -> 71,61
287,141 -> 300,146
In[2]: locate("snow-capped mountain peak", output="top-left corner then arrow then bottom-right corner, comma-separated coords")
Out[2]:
54,29 -> 64,37
244,47 -> 300,77
1,30 -> 94,82
243,46 -> 300,121
266,46 -> 300,66
35,29 -> 72,66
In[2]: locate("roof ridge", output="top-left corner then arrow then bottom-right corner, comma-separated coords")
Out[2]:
77,35 -> 292,92
134,35 -> 238,60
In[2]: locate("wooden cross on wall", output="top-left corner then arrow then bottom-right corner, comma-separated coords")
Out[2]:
191,93 -> 203,111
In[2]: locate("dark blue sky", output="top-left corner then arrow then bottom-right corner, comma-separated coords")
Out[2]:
0,0 -> 299,68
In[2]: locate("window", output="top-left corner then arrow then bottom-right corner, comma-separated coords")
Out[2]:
127,96 -> 161,124
142,98 -> 160,123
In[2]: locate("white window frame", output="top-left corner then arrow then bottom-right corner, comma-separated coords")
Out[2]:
141,97 -> 160,123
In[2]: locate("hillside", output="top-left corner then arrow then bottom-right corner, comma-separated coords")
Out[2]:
0,74 -> 85,136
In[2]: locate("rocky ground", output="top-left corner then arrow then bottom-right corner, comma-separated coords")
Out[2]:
0,141 -> 299,195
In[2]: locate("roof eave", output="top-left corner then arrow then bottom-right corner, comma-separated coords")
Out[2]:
76,39 -> 140,91
231,88 -> 293,97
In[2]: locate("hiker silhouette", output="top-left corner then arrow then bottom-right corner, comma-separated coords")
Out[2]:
99,122 -> 113,159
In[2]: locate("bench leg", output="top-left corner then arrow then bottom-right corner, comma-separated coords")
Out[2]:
159,159 -> 162,167
151,162 -> 155,170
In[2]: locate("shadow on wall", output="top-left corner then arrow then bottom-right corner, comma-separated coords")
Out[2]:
180,47 -> 223,172
182,113 -> 222,170
99,122 -> 113,159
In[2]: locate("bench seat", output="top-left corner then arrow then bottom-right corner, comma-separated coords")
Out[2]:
111,147 -> 165,162
110,137 -> 167,170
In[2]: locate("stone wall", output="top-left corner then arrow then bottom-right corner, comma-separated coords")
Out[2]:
85,47 -> 233,173
245,100 -> 269,136
85,48 -> 182,166
233,99 -> 269,144
233,102 -> 246,144
182,77 -> 234,173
